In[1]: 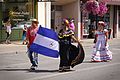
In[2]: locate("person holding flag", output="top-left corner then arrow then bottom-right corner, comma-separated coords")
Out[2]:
26,19 -> 39,70
29,21 -> 59,70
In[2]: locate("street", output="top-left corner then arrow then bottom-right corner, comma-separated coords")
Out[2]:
0,37 -> 120,80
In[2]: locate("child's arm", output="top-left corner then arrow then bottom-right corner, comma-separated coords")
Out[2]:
104,30 -> 108,46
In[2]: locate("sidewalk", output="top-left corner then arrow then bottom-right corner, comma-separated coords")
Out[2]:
0,39 -> 95,54
0,36 -> 120,54
0,41 -> 27,54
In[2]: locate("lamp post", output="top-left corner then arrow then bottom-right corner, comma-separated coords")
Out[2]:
96,0 -> 98,30
80,1 -> 83,39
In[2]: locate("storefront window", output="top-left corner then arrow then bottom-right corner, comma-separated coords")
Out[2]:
2,0 -> 33,28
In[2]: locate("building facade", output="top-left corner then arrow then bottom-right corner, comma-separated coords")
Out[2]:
44,0 -> 120,39
50,0 -> 120,39
107,0 -> 120,38
37,0 -> 82,39
0,0 -> 120,42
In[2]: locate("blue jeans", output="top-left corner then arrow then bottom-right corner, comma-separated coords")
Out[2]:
22,33 -> 26,41
28,49 -> 38,66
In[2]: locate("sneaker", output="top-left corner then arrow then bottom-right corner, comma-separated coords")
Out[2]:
30,65 -> 38,70
7,40 -> 11,44
5,40 -> 8,44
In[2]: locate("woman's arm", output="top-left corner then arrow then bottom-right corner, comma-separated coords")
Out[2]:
71,35 -> 81,44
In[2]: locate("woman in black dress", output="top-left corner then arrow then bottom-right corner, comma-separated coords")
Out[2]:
58,19 -> 82,72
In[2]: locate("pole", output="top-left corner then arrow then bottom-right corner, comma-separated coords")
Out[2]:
34,0 -> 37,18
96,0 -> 98,30
96,14 -> 98,30
0,1 -> 3,41
32,0 -> 34,18
80,0 -> 83,39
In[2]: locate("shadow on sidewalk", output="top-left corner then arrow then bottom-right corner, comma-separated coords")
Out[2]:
0,41 -> 27,46
0,68 -> 59,73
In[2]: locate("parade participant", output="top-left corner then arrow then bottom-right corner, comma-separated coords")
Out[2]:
26,19 -> 39,70
5,20 -> 12,44
22,24 -> 27,45
69,19 -> 75,31
91,21 -> 112,62
58,19 -> 81,72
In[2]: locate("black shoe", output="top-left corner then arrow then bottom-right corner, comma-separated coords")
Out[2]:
63,66 -> 70,71
59,67 -> 64,72
59,66 -> 71,72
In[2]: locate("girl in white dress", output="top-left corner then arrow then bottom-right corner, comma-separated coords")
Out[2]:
91,21 -> 112,62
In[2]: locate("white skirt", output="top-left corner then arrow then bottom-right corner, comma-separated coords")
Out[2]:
92,40 -> 112,62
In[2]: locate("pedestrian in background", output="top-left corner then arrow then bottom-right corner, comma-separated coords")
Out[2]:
26,19 -> 39,70
5,20 -> 12,44
22,24 -> 27,45
91,21 -> 112,62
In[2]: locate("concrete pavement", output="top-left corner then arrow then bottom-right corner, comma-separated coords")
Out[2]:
0,31 -> 119,54
0,35 -> 120,80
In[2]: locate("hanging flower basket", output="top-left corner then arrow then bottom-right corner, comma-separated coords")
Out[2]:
98,1 -> 108,16
85,0 -> 93,13
92,1 -> 100,15
85,0 -> 108,16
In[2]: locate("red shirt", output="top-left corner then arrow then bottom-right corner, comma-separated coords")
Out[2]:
27,26 -> 38,45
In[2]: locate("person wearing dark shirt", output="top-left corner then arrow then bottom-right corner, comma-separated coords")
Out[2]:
58,19 -> 81,72
22,24 -> 27,45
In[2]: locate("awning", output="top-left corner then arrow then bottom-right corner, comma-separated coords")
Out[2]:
107,0 -> 120,5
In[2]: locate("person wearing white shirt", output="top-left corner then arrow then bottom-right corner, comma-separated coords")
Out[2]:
5,20 -> 11,44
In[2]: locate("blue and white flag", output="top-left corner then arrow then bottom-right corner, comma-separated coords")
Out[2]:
30,26 -> 59,58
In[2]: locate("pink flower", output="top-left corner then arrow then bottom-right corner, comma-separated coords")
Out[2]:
85,0 -> 94,13
85,0 -> 108,16
98,2 -> 108,16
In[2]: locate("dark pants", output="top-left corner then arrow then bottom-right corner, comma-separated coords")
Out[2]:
6,32 -> 10,40
6,32 -> 11,44
59,42 -> 70,67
